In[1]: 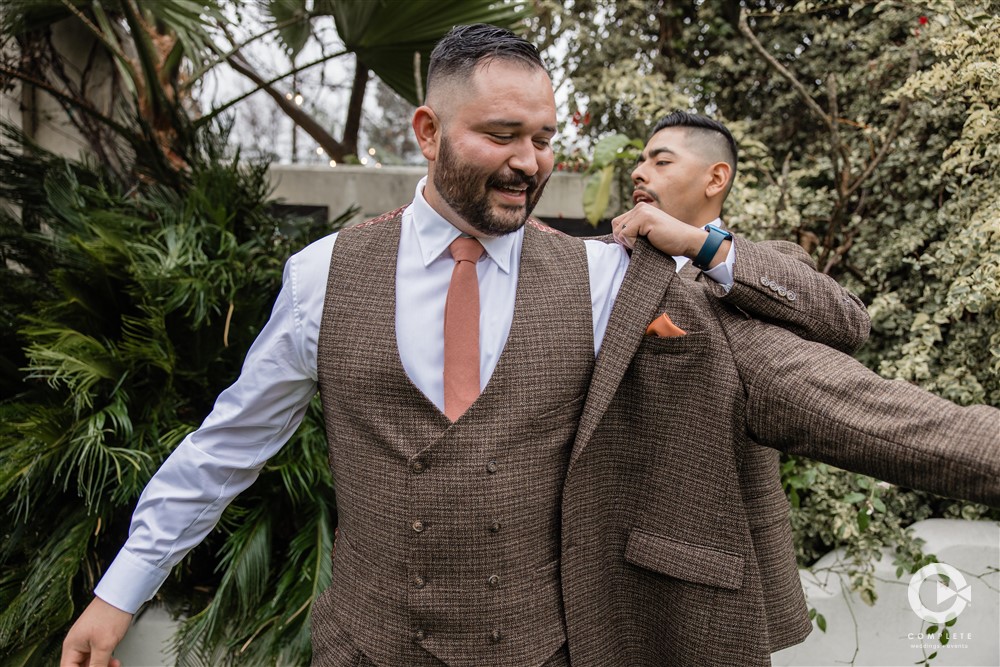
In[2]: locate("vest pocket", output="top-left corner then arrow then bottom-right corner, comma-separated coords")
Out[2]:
624,528 -> 745,590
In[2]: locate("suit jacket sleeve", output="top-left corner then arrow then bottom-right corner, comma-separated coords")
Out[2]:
727,315 -> 1000,506
707,236 -> 870,354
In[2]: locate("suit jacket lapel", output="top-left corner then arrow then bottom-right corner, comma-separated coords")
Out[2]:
678,260 -> 700,281
570,239 -> 677,471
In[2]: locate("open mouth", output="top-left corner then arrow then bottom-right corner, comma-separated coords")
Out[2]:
632,190 -> 656,205
492,182 -> 530,204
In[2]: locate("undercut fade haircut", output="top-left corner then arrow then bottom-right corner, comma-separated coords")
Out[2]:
652,111 -> 738,188
426,24 -> 545,99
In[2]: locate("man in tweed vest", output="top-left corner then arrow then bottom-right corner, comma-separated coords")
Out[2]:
63,24 -> 999,667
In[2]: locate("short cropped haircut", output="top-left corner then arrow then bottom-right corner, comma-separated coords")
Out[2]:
652,111 -> 738,186
426,24 -> 545,99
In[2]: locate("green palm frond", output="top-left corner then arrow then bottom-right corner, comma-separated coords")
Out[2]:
0,511 -> 98,653
21,328 -> 120,409
2,88 -> 344,661
321,0 -> 531,105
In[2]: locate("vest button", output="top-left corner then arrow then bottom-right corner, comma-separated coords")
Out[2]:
490,629 -> 503,643
411,460 -> 425,474
487,574 -> 500,588
412,520 -> 425,533
490,520 -> 502,533
413,575 -> 426,589
414,629 -> 427,642
486,460 -> 498,474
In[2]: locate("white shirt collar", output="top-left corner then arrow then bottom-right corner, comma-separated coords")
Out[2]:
410,177 -> 517,274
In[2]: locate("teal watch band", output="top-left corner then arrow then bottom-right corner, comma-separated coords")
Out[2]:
693,224 -> 733,270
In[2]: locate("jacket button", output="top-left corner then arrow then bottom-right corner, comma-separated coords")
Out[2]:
786,291 -> 797,301
411,459 -> 425,474
486,460 -> 498,474
412,520 -> 425,533
490,520 -> 502,533
760,276 -> 770,286
413,575 -> 426,589
414,629 -> 427,642
490,629 -> 503,643
487,574 -> 500,588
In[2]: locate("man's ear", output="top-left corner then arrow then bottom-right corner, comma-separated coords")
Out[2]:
705,161 -> 732,198
412,106 -> 441,161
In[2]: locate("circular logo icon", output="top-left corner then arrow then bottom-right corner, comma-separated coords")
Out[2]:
907,562 -> 971,623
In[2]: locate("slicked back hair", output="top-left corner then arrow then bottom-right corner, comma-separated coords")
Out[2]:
651,111 -> 738,190
426,24 -> 545,100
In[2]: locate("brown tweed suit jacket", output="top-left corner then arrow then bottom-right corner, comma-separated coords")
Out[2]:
677,240 -> 866,653
561,237 -> 1000,666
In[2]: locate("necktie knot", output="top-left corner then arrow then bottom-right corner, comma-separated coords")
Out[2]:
450,237 -> 484,265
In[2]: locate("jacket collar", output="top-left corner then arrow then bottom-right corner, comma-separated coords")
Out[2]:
570,238 -> 677,471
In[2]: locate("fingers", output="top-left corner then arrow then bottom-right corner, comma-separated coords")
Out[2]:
61,640 -> 115,667
61,598 -> 133,667
611,211 -> 637,249
60,646 -> 88,667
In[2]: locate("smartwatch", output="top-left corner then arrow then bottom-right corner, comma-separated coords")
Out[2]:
692,224 -> 733,270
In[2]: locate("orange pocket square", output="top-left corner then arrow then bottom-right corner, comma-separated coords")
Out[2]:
645,312 -> 687,337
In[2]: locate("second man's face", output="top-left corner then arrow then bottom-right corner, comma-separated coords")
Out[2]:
431,60 -> 557,236
631,128 -> 718,228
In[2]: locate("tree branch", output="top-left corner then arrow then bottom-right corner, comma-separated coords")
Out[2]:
196,48 -> 348,125
342,57 -> 368,157
223,52 -> 348,161
738,9 -> 835,136
845,51 -> 918,200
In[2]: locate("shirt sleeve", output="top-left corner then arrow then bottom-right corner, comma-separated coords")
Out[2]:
94,235 -> 335,613
584,240 -> 630,357
700,241 -> 735,292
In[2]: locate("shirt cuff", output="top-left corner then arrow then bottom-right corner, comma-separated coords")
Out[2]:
701,241 -> 736,293
94,549 -> 171,614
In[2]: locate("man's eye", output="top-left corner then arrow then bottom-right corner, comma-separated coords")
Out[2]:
533,138 -> 551,148
490,134 -> 513,142
656,161 -> 671,166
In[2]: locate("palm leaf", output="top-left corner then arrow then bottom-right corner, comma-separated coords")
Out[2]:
320,0 -> 532,104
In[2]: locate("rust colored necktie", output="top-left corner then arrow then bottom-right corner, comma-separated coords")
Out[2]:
443,237 -> 485,421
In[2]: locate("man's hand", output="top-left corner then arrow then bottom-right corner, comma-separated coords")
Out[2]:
61,597 -> 133,667
611,202 -> 730,268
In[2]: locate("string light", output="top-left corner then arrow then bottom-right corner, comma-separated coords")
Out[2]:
316,147 -> 324,155
375,162 -> 382,168
360,157 -> 369,165
329,159 -> 337,167
294,93 -> 304,106
368,148 -> 376,156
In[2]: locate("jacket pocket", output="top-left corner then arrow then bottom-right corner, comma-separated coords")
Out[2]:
624,528 -> 745,590
636,330 -> 710,355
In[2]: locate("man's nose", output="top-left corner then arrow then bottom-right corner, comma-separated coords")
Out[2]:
631,164 -> 646,184
508,140 -> 539,176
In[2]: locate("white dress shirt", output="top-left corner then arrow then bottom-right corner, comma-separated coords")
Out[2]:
95,178 -> 735,613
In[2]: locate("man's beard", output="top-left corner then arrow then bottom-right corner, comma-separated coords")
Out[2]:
435,136 -> 547,236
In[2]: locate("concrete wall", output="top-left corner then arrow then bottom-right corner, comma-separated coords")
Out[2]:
268,164 -> 604,227
2,18 -> 117,160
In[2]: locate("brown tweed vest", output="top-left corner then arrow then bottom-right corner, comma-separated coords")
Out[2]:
312,208 -> 595,667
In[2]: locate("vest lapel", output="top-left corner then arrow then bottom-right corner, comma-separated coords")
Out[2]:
569,238 -> 677,471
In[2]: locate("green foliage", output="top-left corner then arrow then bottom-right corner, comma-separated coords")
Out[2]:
548,0 -> 999,619
0,123 -> 349,662
582,133 -> 643,225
